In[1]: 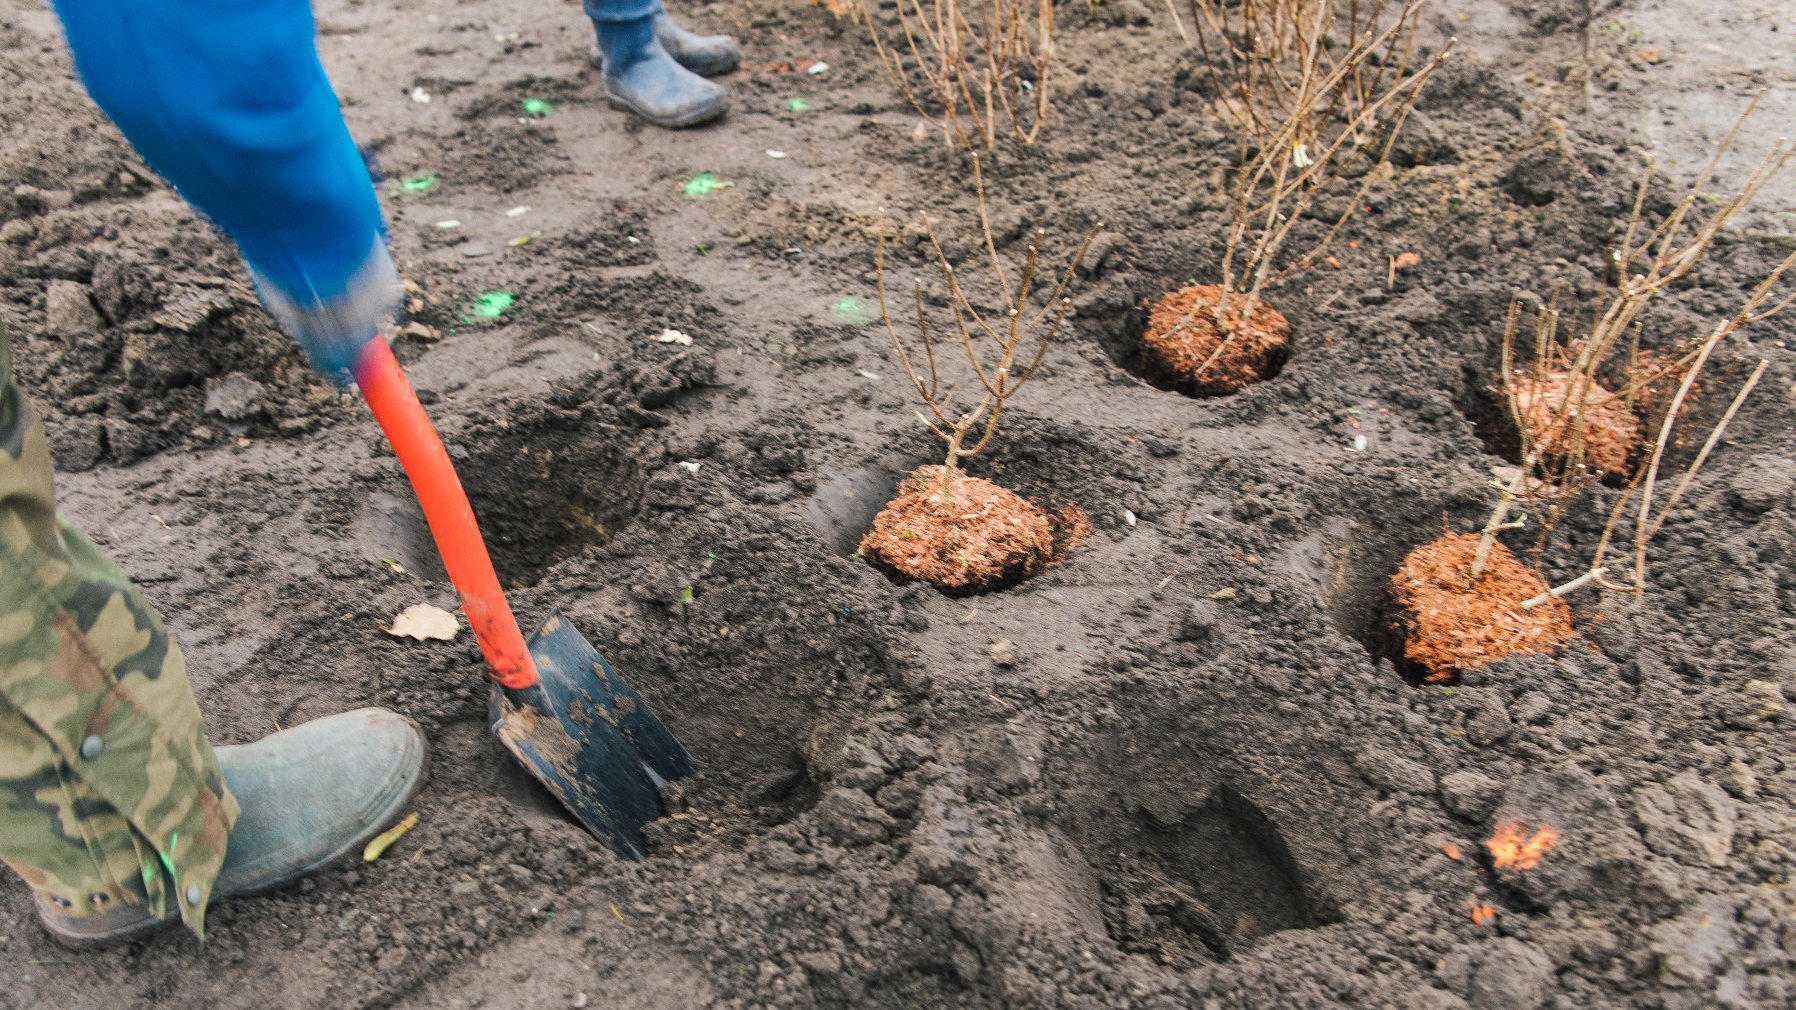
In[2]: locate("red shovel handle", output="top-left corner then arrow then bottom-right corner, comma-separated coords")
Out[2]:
353,339 -> 538,690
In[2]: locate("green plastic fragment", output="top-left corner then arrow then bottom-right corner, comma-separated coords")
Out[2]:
786,97 -> 811,113
681,172 -> 731,197
521,97 -> 553,118
829,296 -> 871,319
467,291 -> 516,321
678,586 -> 695,605
156,832 -> 179,881
400,173 -> 439,193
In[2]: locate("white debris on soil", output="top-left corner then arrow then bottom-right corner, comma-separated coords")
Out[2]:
386,604 -> 460,641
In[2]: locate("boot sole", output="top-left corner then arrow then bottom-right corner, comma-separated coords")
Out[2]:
37,715 -> 429,948
604,82 -> 727,129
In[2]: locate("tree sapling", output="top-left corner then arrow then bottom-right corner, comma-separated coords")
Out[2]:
1383,104 -> 1792,683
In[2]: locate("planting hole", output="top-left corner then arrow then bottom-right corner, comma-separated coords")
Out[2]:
458,422 -> 645,588
1282,506 -> 1453,677
1458,368 -> 1524,465
1095,786 -> 1340,966
1383,533 -> 1573,685
858,467 -> 1088,597
808,464 -> 902,556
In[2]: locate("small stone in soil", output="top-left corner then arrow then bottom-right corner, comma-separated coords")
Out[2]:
988,639 -> 1018,667
44,280 -> 101,334
204,372 -> 263,420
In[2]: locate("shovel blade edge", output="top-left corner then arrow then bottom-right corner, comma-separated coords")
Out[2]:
487,610 -> 693,859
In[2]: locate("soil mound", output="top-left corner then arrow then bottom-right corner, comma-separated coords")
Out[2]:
1384,532 -> 1574,683
859,465 -> 1085,595
1140,284 -> 1289,396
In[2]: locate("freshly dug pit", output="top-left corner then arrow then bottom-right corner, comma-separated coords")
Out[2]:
1383,532 -> 1574,684
858,465 -> 1086,595
459,416 -> 645,589
1509,367 -> 1642,477
1095,786 -> 1341,967
1139,284 -> 1290,397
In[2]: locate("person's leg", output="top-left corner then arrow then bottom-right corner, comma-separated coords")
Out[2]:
583,0 -> 728,128
0,331 -> 237,939
50,0 -> 397,380
1,331 -> 427,946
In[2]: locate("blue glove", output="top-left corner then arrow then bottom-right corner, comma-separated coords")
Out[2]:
51,0 -> 397,380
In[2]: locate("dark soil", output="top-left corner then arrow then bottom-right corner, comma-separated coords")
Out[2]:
3,1 -> 1794,1009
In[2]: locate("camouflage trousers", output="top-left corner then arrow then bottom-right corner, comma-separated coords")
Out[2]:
0,331 -> 237,938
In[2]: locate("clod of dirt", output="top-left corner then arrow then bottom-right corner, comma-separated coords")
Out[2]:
858,466 -> 1086,596
1509,367 -> 1642,476
1139,284 -> 1290,397
203,372 -> 264,420
1383,533 -> 1574,684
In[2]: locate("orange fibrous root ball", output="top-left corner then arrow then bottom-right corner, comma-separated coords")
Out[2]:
1385,533 -> 1574,684
1508,368 -> 1643,476
1140,284 -> 1290,396
859,466 -> 1087,595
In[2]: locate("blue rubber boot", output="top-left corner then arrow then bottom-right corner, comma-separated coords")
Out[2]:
589,4 -> 726,128
36,709 -> 426,947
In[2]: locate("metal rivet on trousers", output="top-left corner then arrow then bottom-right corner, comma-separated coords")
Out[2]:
80,734 -> 103,759
186,884 -> 201,906
52,896 -> 72,908
90,892 -> 110,905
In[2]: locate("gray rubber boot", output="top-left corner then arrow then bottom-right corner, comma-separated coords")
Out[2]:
654,12 -> 738,77
36,708 -> 427,947
592,13 -> 739,78
597,14 -> 726,128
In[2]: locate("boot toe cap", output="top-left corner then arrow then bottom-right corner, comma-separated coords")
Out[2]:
214,708 -> 427,895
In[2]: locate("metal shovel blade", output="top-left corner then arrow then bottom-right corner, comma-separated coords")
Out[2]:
490,610 -> 694,859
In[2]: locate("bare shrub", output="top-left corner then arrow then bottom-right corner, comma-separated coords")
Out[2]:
861,0 -> 1056,150
1208,4 -> 1452,329
1470,100 -> 1793,598
1179,1 -> 1436,144
874,157 -> 1099,502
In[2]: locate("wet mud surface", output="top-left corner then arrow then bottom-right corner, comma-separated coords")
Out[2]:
1,1 -> 1793,1008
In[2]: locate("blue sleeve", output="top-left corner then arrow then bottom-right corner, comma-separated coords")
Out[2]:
51,0 -> 395,375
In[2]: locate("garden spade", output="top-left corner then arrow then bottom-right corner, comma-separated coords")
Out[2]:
353,338 -> 692,858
